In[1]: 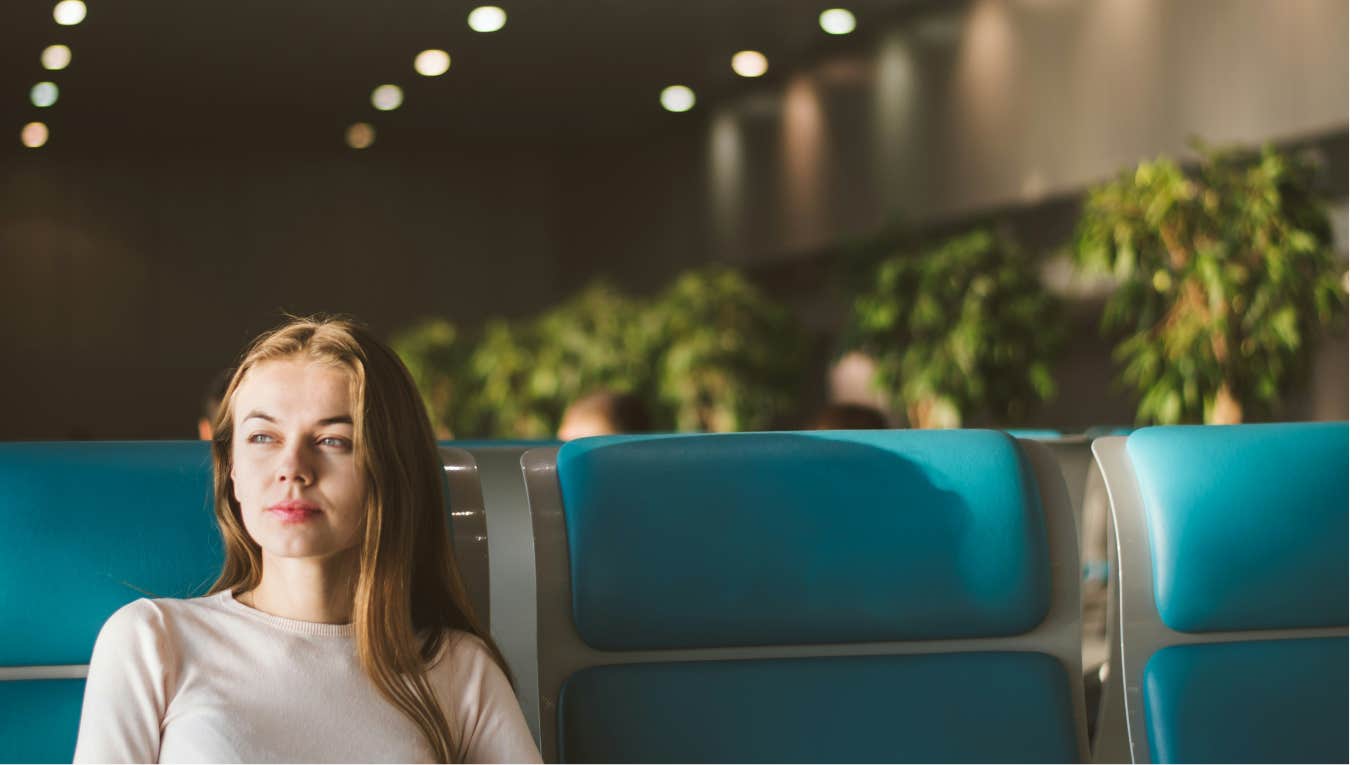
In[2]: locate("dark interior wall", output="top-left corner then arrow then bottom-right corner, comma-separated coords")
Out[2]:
0,146 -> 564,439
1,0 -> 1348,439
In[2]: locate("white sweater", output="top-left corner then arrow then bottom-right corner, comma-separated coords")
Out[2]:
73,590 -> 542,764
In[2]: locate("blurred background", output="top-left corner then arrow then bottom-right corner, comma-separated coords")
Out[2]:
0,0 -> 1348,440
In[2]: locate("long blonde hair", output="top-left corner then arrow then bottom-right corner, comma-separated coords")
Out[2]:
209,315 -> 507,762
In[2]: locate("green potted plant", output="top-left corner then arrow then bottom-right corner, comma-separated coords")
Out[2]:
390,318 -> 471,439
1072,143 -> 1347,424
459,282 -> 659,438
648,268 -> 807,432
845,228 -> 1064,428
529,281 -> 660,417
464,318 -> 556,438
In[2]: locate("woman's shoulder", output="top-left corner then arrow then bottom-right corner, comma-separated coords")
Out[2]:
96,592 -> 224,644
436,629 -> 495,665
431,629 -> 508,687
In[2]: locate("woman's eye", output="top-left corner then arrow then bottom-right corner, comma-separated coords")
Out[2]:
247,433 -> 275,444
319,436 -> 351,449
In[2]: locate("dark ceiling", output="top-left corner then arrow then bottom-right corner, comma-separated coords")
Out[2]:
2,0 -> 936,152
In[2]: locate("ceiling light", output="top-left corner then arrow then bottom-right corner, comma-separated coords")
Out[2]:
819,8 -> 857,35
346,123 -> 375,149
31,82 -> 60,108
42,45 -> 71,71
371,84 -> 404,111
468,6 -> 507,33
660,85 -> 696,113
53,0 -> 86,26
414,49 -> 451,77
22,122 -> 49,148
731,50 -> 768,78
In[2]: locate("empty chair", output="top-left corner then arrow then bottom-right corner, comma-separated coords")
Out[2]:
523,430 -> 1089,763
1093,422 -> 1347,763
0,441 -> 487,764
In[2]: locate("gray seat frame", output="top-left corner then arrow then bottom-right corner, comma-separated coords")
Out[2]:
523,438 -> 1091,763
439,446 -> 491,630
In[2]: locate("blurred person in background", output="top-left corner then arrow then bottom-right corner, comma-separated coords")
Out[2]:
197,367 -> 235,440
557,390 -> 652,440
807,402 -> 889,430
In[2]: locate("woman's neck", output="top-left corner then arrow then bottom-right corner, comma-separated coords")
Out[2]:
243,548 -> 360,624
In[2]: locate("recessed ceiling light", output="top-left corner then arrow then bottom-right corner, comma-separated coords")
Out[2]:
371,84 -> 404,111
819,8 -> 857,35
731,51 -> 769,78
22,122 -> 49,148
42,45 -> 71,71
468,6 -> 507,33
31,82 -> 60,108
53,0 -> 86,26
414,49 -> 451,77
346,123 -> 375,149
660,85 -> 696,113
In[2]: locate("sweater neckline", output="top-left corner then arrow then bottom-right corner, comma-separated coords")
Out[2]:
215,589 -> 356,638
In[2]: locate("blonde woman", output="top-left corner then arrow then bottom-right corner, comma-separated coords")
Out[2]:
74,317 -> 541,763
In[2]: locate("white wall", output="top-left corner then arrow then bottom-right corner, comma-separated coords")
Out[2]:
705,0 -> 1349,259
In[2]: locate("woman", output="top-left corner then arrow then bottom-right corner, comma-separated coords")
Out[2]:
74,316 -> 541,763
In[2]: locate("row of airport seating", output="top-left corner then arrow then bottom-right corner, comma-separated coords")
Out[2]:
0,422 -> 1347,763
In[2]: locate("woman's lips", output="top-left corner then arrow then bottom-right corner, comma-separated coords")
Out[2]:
267,500 -> 321,523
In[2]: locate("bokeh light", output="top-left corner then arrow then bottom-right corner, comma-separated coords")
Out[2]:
22,122 -> 49,148
660,85 -> 696,113
346,123 -> 376,149
53,0 -> 86,26
819,8 -> 857,35
31,82 -> 60,108
42,45 -> 72,71
731,50 -> 769,78
371,84 -> 404,111
414,49 -> 451,77
468,6 -> 507,32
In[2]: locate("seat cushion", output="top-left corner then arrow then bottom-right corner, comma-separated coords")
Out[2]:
0,679 -> 85,763
1127,422 -> 1347,632
560,651 -> 1079,763
557,430 -> 1051,650
1143,637 -> 1347,763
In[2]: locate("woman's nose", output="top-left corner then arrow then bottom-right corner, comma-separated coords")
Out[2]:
276,444 -> 314,484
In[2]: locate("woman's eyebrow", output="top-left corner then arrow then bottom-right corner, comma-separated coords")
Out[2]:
244,410 -> 275,423
317,415 -> 354,426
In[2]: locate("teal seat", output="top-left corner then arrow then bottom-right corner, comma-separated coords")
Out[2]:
524,430 -> 1089,762
0,442 -> 220,764
0,441 -> 488,764
1093,422 -> 1348,763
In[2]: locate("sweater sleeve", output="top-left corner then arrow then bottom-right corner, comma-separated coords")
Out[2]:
73,599 -> 174,764
444,633 -> 543,764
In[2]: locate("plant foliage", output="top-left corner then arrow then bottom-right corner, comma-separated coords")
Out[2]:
393,272 -> 805,438
649,268 -> 807,432
389,317 -> 471,438
1072,143 -> 1347,424
846,229 -> 1064,428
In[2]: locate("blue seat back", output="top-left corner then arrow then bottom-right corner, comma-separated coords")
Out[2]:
559,431 -> 1051,648
0,442 -> 221,764
1127,423 -> 1347,632
1094,422 -> 1348,764
526,430 -> 1087,763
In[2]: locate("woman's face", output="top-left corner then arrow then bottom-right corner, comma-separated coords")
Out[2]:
230,357 -> 367,562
